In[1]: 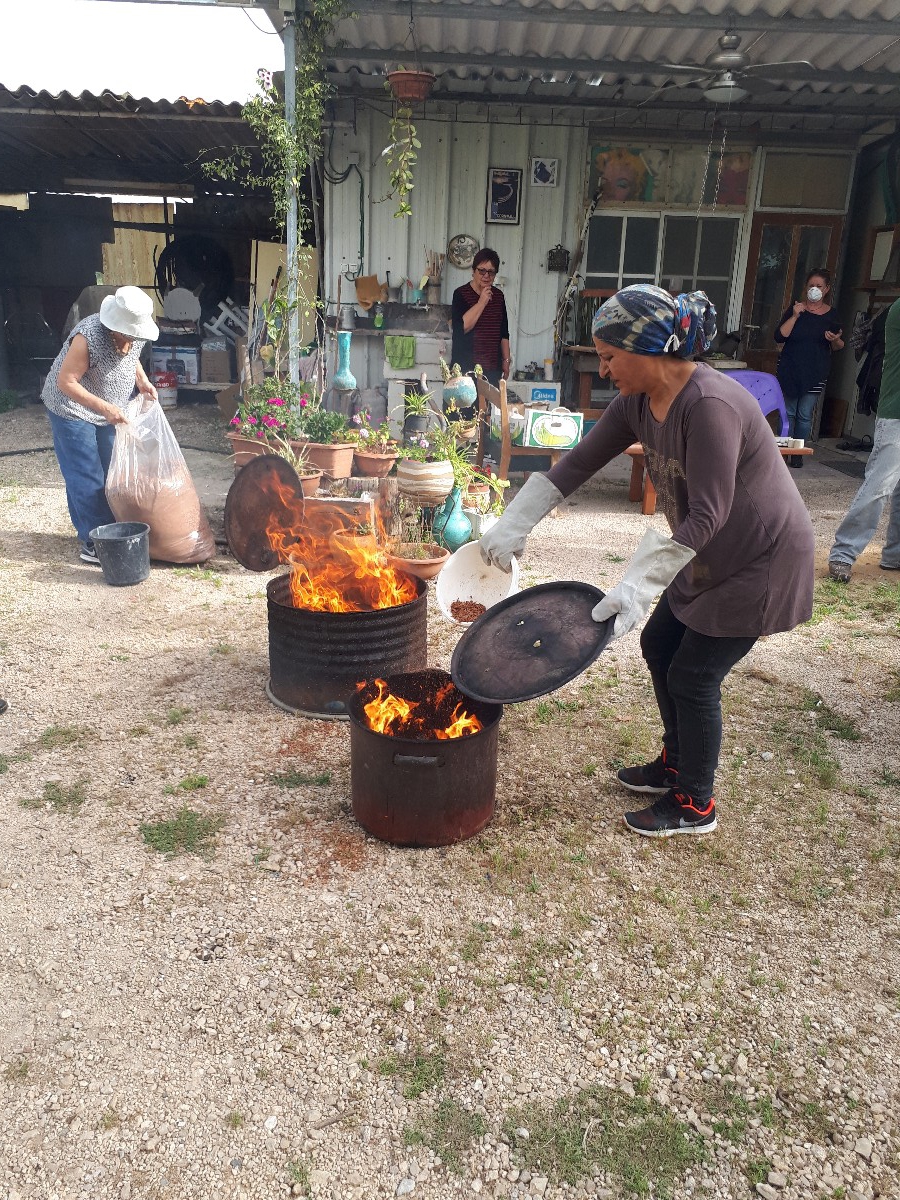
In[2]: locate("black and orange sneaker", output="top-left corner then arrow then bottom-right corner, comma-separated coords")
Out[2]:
617,750 -> 678,795
623,789 -> 717,838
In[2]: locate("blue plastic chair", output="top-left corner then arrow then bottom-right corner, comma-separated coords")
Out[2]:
720,370 -> 789,437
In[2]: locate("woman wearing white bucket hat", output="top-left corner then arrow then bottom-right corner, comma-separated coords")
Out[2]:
42,286 -> 159,564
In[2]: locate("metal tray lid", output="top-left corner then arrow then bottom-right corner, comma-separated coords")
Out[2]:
449,580 -> 615,704
223,453 -> 305,572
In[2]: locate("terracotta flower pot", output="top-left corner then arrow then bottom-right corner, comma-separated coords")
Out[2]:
396,459 -> 454,505
387,69 -> 435,103
353,449 -> 398,478
297,441 -> 356,479
297,468 -> 324,498
226,430 -> 277,474
385,542 -> 450,582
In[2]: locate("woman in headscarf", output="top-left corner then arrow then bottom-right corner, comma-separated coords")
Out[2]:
481,284 -> 814,838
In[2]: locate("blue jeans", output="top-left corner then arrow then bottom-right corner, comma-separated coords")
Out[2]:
640,592 -> 757,802
830,417 -> 900,568
783,389 -> 819,442
47,409 -> 117,543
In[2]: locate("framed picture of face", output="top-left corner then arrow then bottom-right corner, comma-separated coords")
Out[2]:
486,168 -> 523,224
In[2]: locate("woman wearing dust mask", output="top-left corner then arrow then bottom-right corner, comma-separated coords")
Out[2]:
774,269 -> 844,467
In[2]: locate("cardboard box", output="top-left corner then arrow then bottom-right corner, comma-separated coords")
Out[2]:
201,346 -> 232,384
522,408 -> 584,450
152,345 -> 199,385
506,381 -> 560,408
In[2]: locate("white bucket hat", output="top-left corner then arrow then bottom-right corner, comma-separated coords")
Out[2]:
99,286 -> 159,342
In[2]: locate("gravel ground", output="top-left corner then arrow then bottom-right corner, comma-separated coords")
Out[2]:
0,402 -> 898,1200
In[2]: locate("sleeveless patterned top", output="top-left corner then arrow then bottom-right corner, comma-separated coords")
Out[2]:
41,315 -> 145,425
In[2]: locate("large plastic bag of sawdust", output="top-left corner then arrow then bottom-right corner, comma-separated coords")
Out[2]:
106,397 -> 215,564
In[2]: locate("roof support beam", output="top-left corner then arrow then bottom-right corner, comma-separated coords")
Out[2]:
341,0 -> 900,39
337,48 -> 899,89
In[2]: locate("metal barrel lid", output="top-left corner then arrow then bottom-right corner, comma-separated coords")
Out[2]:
223,453 -> 306,572
449,580 -> 615,704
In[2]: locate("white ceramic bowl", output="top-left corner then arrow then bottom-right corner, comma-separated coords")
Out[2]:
436,541 -> 520,624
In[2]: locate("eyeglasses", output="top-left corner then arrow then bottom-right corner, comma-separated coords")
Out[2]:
475,268 -> 497,278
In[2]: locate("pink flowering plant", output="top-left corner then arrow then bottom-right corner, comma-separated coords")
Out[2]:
229,377 -> 315,440
348,408 -> 397,454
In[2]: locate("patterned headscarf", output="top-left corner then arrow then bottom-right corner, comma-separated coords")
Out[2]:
592,283 -> 717,359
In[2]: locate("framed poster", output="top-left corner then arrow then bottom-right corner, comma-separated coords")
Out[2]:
531,157 -> 559,187
486,168 -> 522,225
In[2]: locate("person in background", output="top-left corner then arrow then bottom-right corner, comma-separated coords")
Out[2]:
828,294 -> 900,582
41,286 -> 159,564
450,248 -> 511,384
774,268 -> 844,468
480,284 -> 814,839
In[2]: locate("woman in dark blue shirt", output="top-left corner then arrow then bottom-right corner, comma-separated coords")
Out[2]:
774,268 -> 844,467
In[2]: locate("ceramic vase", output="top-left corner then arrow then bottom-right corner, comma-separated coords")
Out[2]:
432,486 -> 473,553
442,374 -> 478,419
332,330 -> 357,391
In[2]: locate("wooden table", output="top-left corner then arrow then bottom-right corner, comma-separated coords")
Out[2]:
624,444 -> 814,517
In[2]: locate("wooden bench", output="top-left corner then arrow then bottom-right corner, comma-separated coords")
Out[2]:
624,443 -> 814,517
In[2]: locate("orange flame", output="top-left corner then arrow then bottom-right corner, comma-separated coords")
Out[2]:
359,679 -> 483,740
260,475 -> 416,611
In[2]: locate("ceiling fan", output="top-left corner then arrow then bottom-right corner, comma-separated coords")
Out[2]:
658,32 -> 815,103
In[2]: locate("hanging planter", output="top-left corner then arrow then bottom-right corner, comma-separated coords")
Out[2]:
387,69 -> 435,103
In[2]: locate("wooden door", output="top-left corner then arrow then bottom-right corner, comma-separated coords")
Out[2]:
740,214 -> 843,374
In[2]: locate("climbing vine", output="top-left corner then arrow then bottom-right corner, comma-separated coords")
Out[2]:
383,103 -> 421,219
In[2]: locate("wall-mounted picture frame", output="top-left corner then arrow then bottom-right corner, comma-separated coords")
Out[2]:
486,167 -> 522,225
531,157 -> 559,187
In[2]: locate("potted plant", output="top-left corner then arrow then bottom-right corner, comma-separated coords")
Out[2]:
398,388 -> 437,444
290,398 -> 355,478
386,67 -> 435,104
268,432 -> 325,498
440,358 -> 478,420
349,409 -> 400,478
395,426 -> 454,505
226,377 -> 298,472
462,467 -> 510,539
384,496 -> 450,581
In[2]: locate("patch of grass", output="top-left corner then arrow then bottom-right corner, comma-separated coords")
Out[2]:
165,707 -> 190,726
269,768 -> 332,788
140,807 -> 224,858
212,642 -> 235,655
286,1159 -> 309,1189
172,566 -> 223,587
163,773 -> 209,794
182,734 -> 199,749
0,750 -> 30,774
99,1108 -> 121,1130
800,690 -> 862,741
810,576 -> 900,626
21,778 -> 88,814
3,1058 -> 29,1082
745,1158 -> 773,1186
378,1044 -> 446,1100
37,724 -> 83,749
437,987 -> 451,1010
225,1111 -> 244,1129
503,1084 -> 699,1196
127,725 -> 150,738
405,1098 -> 487,1173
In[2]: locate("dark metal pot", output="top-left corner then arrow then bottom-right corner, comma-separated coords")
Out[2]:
348,669 -> 502,847
267,574 -> 427,719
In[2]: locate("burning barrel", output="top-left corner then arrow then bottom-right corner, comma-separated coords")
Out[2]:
348,669 -> 502,847
224,455 -> 428,719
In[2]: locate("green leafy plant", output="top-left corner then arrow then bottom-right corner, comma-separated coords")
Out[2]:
349,408 -> 398,454
400,389 -> 433,418
229,376 -> 314,440
381,103 -> 420,218
295,403 -> 351,444
140,807 -> 224,858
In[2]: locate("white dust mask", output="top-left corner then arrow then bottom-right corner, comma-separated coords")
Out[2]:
807,286 -> 823,303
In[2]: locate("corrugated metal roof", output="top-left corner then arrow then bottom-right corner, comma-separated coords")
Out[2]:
0,85 -> 255,193
326,0 -> 900,124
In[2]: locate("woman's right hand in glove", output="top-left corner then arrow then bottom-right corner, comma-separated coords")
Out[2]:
479,474 -> 563,572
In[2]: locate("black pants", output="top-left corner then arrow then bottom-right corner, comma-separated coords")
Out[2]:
640,591 -> 757,802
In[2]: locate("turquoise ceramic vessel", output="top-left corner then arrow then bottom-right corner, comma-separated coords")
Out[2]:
333,330 -> 357,391
432,486 -> 473,553
442,374 -> 477,416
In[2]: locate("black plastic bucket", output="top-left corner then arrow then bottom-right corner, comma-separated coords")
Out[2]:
89,522 -> 151,587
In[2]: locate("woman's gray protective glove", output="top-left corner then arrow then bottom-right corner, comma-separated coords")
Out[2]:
591,527 -> 696,640
479,474 -> 563,572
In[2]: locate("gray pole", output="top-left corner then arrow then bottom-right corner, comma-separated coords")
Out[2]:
284,8 -> 300,386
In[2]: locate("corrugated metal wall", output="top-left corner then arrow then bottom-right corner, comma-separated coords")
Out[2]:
325,111 -> 589,387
